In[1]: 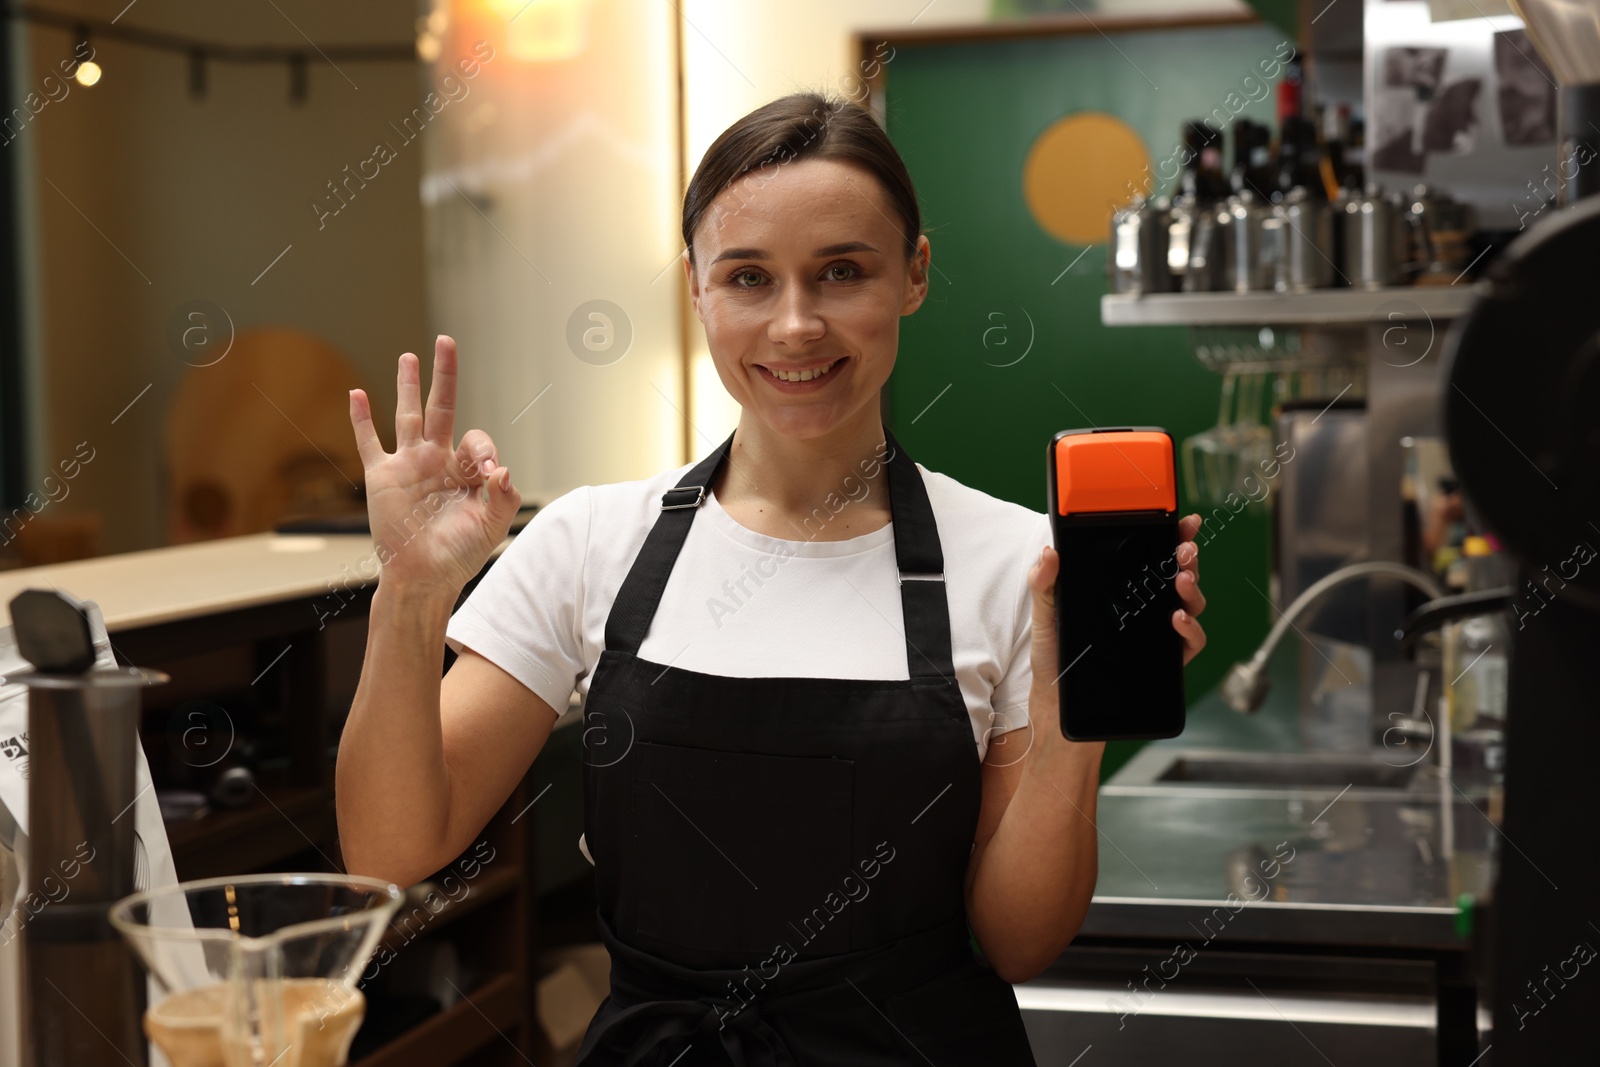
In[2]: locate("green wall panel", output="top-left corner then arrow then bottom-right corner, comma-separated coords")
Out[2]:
1243,0 -> 1299,38
880,25 -> 1291,776
989,1 -> 1297,38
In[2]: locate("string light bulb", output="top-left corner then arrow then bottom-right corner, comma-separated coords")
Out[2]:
72,24 -> 101,86
7,9 -> 420,102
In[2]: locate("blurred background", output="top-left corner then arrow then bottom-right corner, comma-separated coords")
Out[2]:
6,0 -> 1593,1063
0,0 -> 1303,733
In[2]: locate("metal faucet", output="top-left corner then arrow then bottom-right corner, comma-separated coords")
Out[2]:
1222,561 -> 1447,714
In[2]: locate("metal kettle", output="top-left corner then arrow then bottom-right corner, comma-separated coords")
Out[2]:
1403,183 -> 1478,284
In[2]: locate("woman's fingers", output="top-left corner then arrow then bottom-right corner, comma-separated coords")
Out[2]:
454,429 -> 499,489
423,335 -> 458,447
1029,544 -> 1058,619
1176,541 -> 1205,614
1174,519 -> 1207,663
1177,515 -> 1203,597
348,388 -> 386,469
1173,606 -> 1207,665
483,456 -> 522,530
1027,545 -> 1060,694
395,352 -> 424,446
1177,568 -> 1207,617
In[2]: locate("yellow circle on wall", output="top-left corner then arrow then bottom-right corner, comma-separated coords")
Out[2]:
1023,112 -> 1151,246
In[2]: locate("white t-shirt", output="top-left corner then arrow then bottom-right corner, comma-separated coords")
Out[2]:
444,458 -> 1053,863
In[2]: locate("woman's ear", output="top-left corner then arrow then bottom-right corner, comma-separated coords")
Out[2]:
682,248 -> 703,319
901,235 -> 931,316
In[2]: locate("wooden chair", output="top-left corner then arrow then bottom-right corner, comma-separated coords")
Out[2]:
165,328 -> 370,543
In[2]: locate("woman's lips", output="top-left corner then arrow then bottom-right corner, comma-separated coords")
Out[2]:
754,358 -> 845,392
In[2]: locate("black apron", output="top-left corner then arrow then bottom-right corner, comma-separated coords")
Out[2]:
573,428 -> 1038,1067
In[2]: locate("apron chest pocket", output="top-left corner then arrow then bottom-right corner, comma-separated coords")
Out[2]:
625,740 -> 855,958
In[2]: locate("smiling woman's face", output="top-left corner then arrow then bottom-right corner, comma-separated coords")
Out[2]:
685,157 -> 931,442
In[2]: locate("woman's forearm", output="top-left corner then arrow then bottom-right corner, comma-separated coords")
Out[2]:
334,581 -> 458,885
965,689 -> 1104,983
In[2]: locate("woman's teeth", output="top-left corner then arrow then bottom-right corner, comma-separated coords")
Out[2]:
767,360 -> 838,382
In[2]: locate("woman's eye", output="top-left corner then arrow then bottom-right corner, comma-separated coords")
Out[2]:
825,263 -> 860,282
732,270 -> 765,287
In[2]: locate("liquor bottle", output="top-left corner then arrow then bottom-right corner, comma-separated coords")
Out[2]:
1321,103 -> 1349,186
1180,120 -> 1228,205
1314,102 -> 1372,198
1344,114 -> 1366,191
1277,50 -> 1304,129
1271,49 -> 1326,201
1166,121 -> 1224,288
1275,116 -> 1324,201
1230,119 -> 1273,200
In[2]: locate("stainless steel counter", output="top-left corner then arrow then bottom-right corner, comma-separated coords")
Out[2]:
1079,644 -> 1494,950
1015,646 -> 1491,1066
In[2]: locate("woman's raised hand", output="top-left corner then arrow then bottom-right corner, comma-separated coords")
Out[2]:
348,335 -> 522,596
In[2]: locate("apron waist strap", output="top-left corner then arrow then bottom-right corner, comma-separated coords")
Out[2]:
576,911 -> 975,1067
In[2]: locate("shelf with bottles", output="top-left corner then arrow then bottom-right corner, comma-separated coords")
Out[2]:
1104,53 -> 1488,327
1101,286 -> 1479,327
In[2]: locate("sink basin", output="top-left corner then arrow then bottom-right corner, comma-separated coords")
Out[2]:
1156,752 -> 1417,789
1106,747 -> 1426,795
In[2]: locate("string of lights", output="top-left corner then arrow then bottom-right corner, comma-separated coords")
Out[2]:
2,3 -> 422,101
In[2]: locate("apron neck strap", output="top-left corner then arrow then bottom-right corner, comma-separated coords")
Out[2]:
603,427 -> 957,684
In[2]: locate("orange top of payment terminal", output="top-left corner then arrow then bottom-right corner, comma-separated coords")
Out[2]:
1052,430 -> 1177,516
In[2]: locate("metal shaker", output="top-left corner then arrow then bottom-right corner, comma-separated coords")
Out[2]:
1275,186 -> 1336,292
1340,183 -> 1408,289
1220,190 -> 1281,292
1181,200 -> 1226,292
1165,196 -> 1198,290
1110,195 -> 1173,294
1167,194 -> 1228,292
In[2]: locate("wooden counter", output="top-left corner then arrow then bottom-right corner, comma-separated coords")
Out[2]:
0,531 -> 511,632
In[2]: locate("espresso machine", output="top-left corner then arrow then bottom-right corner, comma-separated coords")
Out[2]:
1442,1 -> 1600,1059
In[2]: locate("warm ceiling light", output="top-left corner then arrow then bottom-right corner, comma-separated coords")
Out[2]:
488,0 -> 591,62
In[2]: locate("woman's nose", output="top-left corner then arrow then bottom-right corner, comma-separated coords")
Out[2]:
766,282 -> 825,347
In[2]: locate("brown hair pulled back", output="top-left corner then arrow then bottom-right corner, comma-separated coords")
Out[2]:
682,92 -> 922,263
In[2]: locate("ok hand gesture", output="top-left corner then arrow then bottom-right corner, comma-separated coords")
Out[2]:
348,335 -> 522,597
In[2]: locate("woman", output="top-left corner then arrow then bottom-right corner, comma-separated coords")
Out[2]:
338,92 -> 1208,1066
